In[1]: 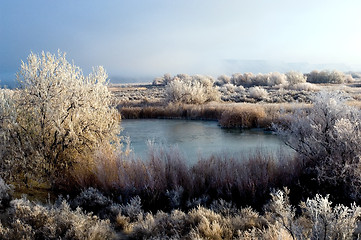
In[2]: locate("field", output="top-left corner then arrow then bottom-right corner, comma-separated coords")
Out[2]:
1,56 -> 361,239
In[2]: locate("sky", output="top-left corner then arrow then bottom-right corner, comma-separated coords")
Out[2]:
1,0 -> 361,85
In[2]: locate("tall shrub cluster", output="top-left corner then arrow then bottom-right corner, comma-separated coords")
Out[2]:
229,72 -> 290,87
274,91 -> 361,200
0,51 -> 121,188
165,74 -> 220,104
307,70 -> 353,84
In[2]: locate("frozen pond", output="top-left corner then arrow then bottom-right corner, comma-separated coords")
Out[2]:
121,119 -> 292,164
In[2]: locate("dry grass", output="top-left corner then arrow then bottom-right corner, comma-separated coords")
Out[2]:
118,101 -> 311,129
218,105 -> 267,128
70,143 -> 300,212
119,102 -> 224,120
348,100 -> 361,109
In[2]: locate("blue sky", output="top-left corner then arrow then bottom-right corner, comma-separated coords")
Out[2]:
1,0 -> 361,84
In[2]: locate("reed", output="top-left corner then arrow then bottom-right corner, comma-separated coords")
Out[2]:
72,144 -> 300,211
118,102 -> 311,129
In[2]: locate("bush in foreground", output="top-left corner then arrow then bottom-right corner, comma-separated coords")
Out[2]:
0,198 -> 116,239
2,188 -> 360,239
0,51 -> 121,189
123,189 -> 361,239
274,90 -> 361,201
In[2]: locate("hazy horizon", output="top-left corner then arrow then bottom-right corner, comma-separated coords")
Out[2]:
1,0 -> 361,86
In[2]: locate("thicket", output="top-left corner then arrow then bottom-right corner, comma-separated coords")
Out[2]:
155,71 -> 354,103
155,70 -> 351,104
1,183 -> 360,239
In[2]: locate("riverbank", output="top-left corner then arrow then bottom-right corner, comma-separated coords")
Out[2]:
111,82 -> 360,129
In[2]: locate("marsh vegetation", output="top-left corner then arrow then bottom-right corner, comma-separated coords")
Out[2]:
1,51 -> 361,239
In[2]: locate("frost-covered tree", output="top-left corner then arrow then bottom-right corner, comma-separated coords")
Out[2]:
0,51 -> 120,187
274,91 -> 361,199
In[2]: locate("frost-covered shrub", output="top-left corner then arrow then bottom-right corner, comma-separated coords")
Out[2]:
166,74 -> 220,104
300,194 -> 361,240
262,188 -> 361,240
72,188 -> 112,209
219,83 -> 236,93
0,197 -> 116,240
111,190 -> 361,239
234,85 -> 245,93
229,72 -> 287,87
268,72 -> 287,86
131,209 -> 189,239
219,84 -> 246,102
187,205 -> 266,239
274,91 -> 361,199
188,206 -> 234,239
288,82 -> 319,91
121,196 -> 144,222
215,75 -> 231,86
0,51 -> 121,188
0,89 -> 18,180
210,199 -> 240,217
249,86 -> 269,99
350,72 -> 361,79
186,195 -> 210,209
165,186 -> 184,209
71,187 -> 120,220
264,188 -> 303,239
252,73 -> 270,86
231,72 -> 254,86
152,73 -> 172,85
286,71 -> 307,85
307,70 -> 353,84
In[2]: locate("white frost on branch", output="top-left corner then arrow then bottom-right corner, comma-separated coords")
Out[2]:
0,51 -> 121,186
